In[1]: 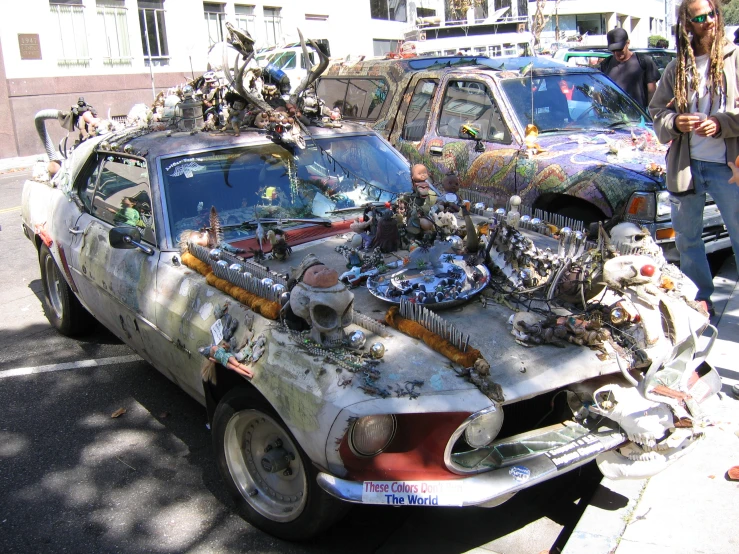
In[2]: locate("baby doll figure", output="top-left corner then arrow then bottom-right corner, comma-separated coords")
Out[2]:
439,172 -> 462,213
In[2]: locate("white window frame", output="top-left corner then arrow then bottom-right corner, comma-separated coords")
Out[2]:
97,1 -> 132,66
50,2 -> 90,67
204,3 -> 226,46
263,6 -> 282,47
235,5 -> 256,40
138,2 -> 169,67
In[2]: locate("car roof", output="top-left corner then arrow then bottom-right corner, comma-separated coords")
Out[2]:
325,55 -> 589,79
117,122 -> 374,161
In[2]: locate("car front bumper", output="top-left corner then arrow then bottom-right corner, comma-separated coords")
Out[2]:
316,430 -> 627,507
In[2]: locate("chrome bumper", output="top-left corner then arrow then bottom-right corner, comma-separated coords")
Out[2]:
316,431 -> 626,507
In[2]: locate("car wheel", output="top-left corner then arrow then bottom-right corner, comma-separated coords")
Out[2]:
39,244 -> 91,336
212,388 -> 349,540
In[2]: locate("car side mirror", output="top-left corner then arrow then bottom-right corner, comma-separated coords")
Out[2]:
458,124 -> 486,152
109,226 -> 154,256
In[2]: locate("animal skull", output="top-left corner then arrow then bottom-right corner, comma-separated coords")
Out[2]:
603,255 -> 661,289
290,282 -> 354,347
589,383 -> 673,448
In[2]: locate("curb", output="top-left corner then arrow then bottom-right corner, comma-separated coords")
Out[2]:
561,477 -> 646,554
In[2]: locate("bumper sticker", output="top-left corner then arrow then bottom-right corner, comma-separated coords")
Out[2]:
509,465 -> 531,482
544,434 -> 605,470
362,480 -> 465,506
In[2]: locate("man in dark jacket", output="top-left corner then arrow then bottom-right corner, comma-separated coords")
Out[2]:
600,28 -> 660,109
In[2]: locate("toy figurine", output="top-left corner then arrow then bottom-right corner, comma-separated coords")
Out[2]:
439,172 -> 462,212
201,342 -> 254,379
229,99 -> 247,136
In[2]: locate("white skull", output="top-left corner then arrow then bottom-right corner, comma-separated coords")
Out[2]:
603,255 -> 661,289
590,383 -> 673,448
290,282 -> 354,347
610,222 -> 664,260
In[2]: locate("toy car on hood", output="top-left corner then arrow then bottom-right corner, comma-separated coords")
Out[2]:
20,40 -> 721,541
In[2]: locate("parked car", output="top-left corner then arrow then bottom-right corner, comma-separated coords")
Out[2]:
22,95 -> 719,540
552,46 -> 676,76
318,56 -> 729,262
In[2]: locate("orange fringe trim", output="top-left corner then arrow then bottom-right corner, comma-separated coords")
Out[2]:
182,252 -> 281,320
385,306 -> 481,368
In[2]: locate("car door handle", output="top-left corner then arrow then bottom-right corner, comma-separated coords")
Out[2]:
69,227 -> 85,235
429,146 -> 443,156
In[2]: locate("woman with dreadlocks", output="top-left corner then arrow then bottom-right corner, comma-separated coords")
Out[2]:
650,0 -> 739,315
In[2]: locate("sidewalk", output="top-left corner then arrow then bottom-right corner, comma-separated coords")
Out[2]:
564,257 -> 739,554
0,154 -> 42,174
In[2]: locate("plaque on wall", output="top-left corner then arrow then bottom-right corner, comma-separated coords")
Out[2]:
18,34 -> 42,60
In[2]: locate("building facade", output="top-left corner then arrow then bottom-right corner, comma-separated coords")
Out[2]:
529,0 -> 671,50
0,0 -> 452,157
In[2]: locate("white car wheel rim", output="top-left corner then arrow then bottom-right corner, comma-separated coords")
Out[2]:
223,409 -> 308,522
44,255 -> 64,320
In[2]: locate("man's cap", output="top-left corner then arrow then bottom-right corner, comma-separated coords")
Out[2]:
607,28 -> 629,51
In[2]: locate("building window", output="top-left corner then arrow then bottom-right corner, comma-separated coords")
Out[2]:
372,38 -> 400,56
235,5 -> 256,39
97,0 -> 131,65
264,6 -> 282,46
204,2 -> 225,46
138,0 -> 169,66
576,14 -> 605,36
49,1 -> 90,67
370,0 -> 407,23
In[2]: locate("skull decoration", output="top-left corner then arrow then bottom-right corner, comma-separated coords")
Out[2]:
603,255 -> 661,289
288,255 -> 354,347
290,281 -> 354,347
609,222 -> 664,261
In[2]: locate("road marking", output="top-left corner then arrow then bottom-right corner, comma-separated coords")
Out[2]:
0,354 -> 142,379
0,205 -> 21,214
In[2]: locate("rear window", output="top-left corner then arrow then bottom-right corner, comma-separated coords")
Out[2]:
317,78 -> 389,121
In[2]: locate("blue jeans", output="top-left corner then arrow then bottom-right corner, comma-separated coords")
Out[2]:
671,160 -> 739,301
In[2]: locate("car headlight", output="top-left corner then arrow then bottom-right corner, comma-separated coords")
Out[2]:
349,415 -> 397,457
656,191 -> 672,221
624,192 -> 656,222
463,405 -> 504,448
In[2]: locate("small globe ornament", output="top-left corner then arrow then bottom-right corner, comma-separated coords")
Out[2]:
369,342 -> 385,359
348,330 -> 367,350
261,277 -> 274,286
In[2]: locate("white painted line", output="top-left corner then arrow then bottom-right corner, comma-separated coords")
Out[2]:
0,354 -> 143,379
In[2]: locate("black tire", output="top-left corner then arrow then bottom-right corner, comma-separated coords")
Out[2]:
38,244 -> 92,336
212,388 -> 349,540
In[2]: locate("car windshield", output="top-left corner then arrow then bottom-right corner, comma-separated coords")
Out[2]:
500,72 -> 647,132
161,134 -> 410,241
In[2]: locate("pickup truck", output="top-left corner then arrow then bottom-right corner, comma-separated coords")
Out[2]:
318,56 -> 731,262
20,59 -> 720,541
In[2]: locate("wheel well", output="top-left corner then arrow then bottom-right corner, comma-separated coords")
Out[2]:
532,194 -> 607,225
204,363 -> 263,424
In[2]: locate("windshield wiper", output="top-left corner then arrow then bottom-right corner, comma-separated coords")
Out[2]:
327,201 -> 387,215
213,217 -> 333,231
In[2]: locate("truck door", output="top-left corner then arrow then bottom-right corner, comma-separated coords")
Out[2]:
422,77 -> 520,205
69,153 -> 166,367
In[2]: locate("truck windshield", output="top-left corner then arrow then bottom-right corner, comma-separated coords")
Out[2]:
499,72 -> 647,132
161,134 -> 411,241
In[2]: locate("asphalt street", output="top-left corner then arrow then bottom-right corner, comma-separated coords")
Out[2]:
1,168 -> 724,554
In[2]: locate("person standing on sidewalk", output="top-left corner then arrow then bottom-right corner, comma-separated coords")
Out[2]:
600,28 -> 660,110
650,0 -> 739,314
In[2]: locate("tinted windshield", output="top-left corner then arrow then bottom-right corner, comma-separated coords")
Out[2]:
500,72 -> 647,132
162,134 -> 410,241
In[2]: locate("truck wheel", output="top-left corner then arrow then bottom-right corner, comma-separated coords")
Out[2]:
212,389 -> 348,540
39,244 -> 91,336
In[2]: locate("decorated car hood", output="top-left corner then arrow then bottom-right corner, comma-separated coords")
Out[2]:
531,127 -> 667,189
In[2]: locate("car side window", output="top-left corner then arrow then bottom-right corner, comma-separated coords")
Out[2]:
91,155 -> 156,245
438,80 -> 511,144
317,78 -> 349,116
344,78 -> 388,120
401,78 -> 438,141
76,155 -> 103,213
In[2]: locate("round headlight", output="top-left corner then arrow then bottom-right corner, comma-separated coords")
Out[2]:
464,406 -> 504,448
350,415 -> 396,457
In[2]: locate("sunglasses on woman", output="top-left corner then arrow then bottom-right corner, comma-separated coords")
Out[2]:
690,10 -> 715,24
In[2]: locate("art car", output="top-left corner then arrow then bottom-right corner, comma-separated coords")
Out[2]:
318,56 -> 730,262
21,27 -> 721,541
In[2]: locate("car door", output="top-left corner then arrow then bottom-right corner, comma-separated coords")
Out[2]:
417,76 -> 520,203
69,152 -> 165,366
